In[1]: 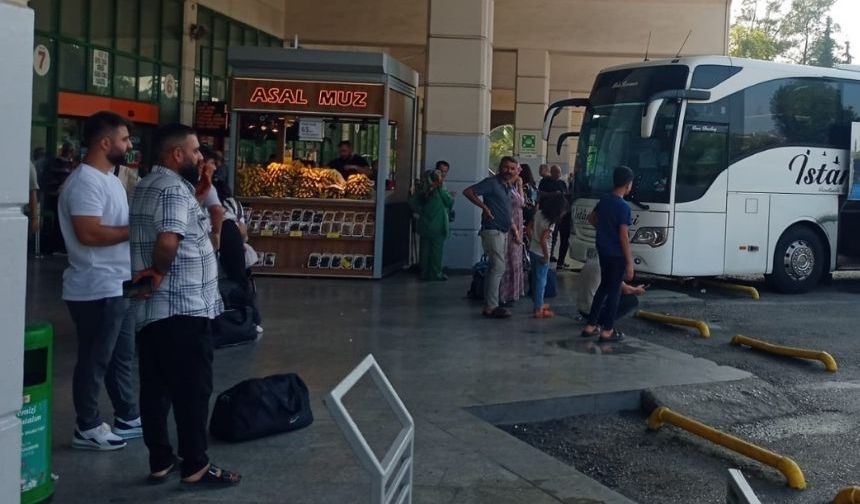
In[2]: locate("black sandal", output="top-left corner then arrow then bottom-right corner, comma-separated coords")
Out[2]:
181,464 -> 241,489
597,330 -> 625,343
482,307 -> 512,319
147,456 -> 180,485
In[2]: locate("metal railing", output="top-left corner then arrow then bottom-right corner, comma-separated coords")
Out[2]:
323,354 -> 414,504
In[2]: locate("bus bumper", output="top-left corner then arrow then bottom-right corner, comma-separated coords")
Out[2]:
571,230 -> 674,276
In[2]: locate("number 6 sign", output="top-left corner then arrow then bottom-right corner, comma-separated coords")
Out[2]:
33,44 -> 50,77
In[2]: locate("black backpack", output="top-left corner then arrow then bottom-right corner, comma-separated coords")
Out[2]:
209,373 -> 313,442
467,255 -> 490,300
212,279 -> 258,348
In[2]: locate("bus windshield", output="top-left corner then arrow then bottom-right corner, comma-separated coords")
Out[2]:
574,65 -> 689,204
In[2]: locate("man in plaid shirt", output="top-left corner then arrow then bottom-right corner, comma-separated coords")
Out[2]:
129,124 -> 240,488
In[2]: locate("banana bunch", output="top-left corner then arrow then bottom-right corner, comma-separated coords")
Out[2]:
237,164 -> 267,196
344,174 -> 374,200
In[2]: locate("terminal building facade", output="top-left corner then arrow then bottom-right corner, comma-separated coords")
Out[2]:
0,1 -> 730,501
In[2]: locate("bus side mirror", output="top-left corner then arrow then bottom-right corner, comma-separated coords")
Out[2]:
543,98 -> 590,140
641,98 -> 666,139
556,131 -> 580,155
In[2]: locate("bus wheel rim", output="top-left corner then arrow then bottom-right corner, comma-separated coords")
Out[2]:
784,240 -> 814,281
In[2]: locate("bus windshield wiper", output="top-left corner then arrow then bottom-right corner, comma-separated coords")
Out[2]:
626,195 -> 650,210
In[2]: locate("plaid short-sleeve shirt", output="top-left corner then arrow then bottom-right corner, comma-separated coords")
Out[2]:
130,166 -> 223,330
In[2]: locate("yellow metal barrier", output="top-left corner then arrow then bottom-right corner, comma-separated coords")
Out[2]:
731,335 -> 838,372
635,310 -> 711,338
699,279 -> 760,300
834,487 -> 860,504
647,406 -> 806,490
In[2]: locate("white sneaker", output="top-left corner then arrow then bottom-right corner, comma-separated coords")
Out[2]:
255,325 -> 264,334
72,423 -> 127,451
112,416 -> 143,440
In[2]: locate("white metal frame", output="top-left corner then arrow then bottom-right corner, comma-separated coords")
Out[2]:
726,469 -> 762,504
323,354 -> 414,504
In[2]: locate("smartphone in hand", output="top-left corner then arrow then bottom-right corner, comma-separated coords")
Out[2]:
122,277 -> 153,298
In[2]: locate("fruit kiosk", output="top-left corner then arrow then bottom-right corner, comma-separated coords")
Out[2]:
225,47 -> 419,278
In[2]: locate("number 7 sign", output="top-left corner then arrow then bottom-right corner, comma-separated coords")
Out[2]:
33,44 -> 51,77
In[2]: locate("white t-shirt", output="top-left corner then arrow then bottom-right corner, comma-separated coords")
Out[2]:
201,186 -> 220,210
528,211 -> 555,256
58,164 -> 131,301
577,257 -> 601,314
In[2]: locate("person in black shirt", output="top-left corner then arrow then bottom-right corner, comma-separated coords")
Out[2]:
327,140 -> 370,178
538,165 -> 571,265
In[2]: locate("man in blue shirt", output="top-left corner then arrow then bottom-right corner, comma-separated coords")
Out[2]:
464,156 -> 519,318
581,166 -> 635,342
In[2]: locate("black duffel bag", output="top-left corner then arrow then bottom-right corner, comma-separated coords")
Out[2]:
209,373 -> 313,442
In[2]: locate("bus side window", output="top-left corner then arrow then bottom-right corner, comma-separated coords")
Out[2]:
676,121 -> 728,203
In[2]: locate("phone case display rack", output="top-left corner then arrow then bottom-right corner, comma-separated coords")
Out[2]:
241,197 -> 376,277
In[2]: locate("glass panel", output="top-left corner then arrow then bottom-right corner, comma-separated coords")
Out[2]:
198,46 -> 212,76
116,0 -> 140,53
31,0 -> 55,33
138,61 -> 156,101
114,55 -> 137,99
160,66 -> 180,124
58,42 -> 86,92
690,65 -> 741,89
59,0 -> 86,39
243,28 -> 258,46
161,0 -> 182,65
88,48 -> 111,96
212,17 -> 227,49
229,24 -> 243,47
210,78 -> 226,101
197,8 -> 212,46
730,78 -> 843,161
575,102 -> 678,204
212,48 -> 227,77
676,124 -> 728,203
31,36 -> 55,120
140,0 -> 159,58
388,91 -> 415,202
89,0 -> 114,48
199,75 -> 210,100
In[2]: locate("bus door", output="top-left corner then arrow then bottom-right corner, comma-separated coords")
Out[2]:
671,123 -> 729,276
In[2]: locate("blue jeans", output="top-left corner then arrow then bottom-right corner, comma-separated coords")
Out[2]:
530,251 -> 549,311
587,255 -> 627,330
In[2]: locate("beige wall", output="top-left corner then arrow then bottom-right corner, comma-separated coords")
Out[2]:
198,0 -> 287,39
281,0 -> 730,167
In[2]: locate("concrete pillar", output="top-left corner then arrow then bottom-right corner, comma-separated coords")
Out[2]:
180,1 -> 199,125
514,49 -> 549,170
0,1 -> 32,502
423,0 -> 494,269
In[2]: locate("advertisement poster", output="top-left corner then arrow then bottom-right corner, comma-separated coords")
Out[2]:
852,122 -> 860,200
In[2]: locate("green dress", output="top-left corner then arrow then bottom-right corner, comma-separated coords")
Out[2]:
410,184 -> 453,280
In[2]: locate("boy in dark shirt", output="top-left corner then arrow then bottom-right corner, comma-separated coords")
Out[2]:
581,166 -> 635,342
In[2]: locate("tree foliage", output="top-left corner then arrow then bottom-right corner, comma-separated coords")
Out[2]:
729,0 -> 850,67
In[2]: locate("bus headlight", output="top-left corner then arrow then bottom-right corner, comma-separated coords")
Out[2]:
631,227 -> 668,247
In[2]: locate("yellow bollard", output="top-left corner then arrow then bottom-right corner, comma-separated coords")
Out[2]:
731,335 -> 838,372
635,310 -> 711,338
647,406 -> 806,490
834,487 -> 860,504
699,279 -> 760,300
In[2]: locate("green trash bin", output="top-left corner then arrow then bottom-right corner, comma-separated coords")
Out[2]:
18,322 -> 54,504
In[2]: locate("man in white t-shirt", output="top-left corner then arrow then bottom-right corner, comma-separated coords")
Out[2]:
577,256 -> 647,320
58,111 -> 141,451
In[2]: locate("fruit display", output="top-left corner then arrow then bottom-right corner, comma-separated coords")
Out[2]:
344,174 -> 374,199
236,161 -> 372,200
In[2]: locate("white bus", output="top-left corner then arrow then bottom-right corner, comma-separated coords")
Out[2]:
543,56 -> 860,293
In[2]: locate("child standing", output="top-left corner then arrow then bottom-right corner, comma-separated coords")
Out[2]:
526,192 -> 567,318
582,166 -> 635,341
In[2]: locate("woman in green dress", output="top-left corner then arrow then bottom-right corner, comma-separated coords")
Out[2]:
410,168 -> 454,281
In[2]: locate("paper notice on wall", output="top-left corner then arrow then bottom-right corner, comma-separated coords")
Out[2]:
93,49 -> 109,88
299,118 -> 324,142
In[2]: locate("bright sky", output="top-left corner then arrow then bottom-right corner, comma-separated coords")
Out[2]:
731,0 -> 860,60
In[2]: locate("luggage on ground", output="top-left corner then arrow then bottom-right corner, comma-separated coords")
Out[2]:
467,255 -> 490,299
212,279 -> 258,348
209,373 -> 314,442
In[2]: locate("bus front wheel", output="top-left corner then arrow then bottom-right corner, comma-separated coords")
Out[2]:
766,226 -> 825,294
